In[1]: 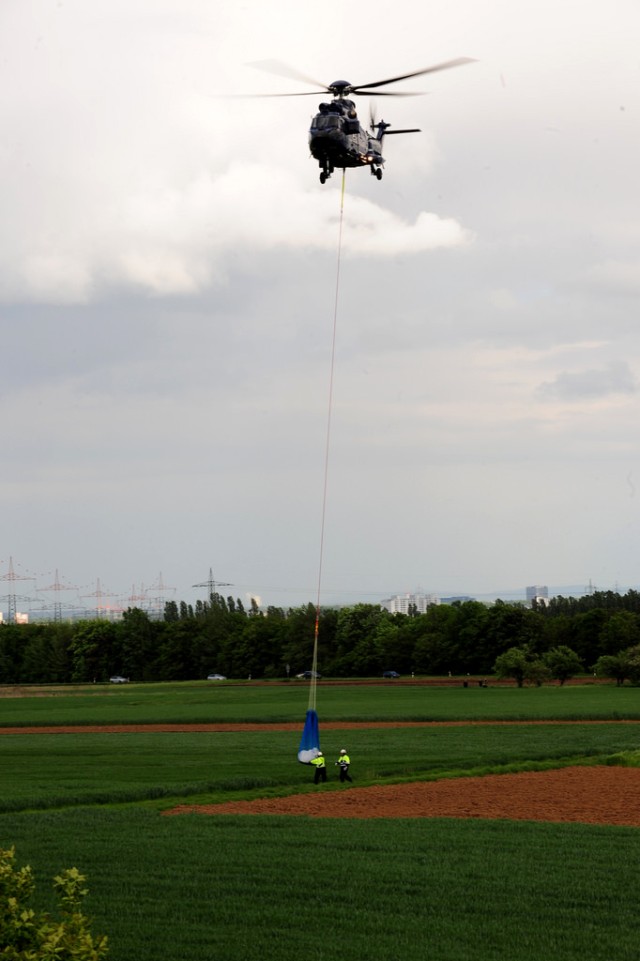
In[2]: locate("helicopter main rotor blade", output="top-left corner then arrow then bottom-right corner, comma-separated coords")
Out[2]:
354,90 -> 424,97
247,59 -> 330,92
352,57 -> 476,92
230,90 -> 328,98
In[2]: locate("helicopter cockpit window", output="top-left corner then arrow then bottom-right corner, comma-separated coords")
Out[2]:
314,115 -> 342,131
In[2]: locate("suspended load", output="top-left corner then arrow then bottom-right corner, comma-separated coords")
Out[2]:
297,708 -> 320,764
297,613 -> 322,764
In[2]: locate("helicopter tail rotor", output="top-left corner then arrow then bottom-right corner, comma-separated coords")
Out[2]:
369,112 -> 420,141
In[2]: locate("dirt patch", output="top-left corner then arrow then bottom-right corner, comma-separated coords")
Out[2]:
2,720 -> 640,735
165,766 -> 640,826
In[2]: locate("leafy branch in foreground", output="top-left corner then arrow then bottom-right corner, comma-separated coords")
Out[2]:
0,846 -> 108,960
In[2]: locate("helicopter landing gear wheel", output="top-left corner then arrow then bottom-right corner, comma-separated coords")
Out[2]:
320,171 -> 327,184
375,168 -> 383,181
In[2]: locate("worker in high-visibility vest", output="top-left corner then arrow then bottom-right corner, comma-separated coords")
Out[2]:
310,751 -> 327,784
335,748 -> 352,783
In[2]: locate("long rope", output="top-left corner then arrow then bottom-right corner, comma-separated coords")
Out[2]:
309,169 -> 346,712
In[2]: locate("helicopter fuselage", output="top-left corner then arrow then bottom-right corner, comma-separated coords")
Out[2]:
309,98 -> 384,183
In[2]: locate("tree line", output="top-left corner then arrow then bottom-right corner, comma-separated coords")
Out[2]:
2,590 -> 640,685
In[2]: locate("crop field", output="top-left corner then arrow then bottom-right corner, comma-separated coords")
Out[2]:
2,680 -> 640,961
3,678 -> 640,725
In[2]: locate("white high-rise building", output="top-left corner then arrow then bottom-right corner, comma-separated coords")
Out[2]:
526,585 -> 548,602
382,592 -> 440,615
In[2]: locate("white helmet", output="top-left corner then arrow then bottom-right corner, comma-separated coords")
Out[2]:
317,751 -> 323,756
340,749 -> 347,754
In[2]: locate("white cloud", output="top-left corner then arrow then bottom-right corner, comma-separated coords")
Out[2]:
0,157 -> 472,302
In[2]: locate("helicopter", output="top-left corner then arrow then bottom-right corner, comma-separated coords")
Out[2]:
248,58 -> 475,183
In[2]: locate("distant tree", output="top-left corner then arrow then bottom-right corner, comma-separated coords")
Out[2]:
594,644 -> 640,686
493,645 -> 548,688
525,658 -> 551,688
485,602 -> 545,666
156,620 -> 197,681
411,604 -> 460,674
369,616 -> 400,675
0,625 -> 26,684
542,645 -> 583,685
453,601 -> 492,674
494,646 -> 529,687
598,611 -> 640,657
164,600 -> 179,622
564,609 -> 608,666
235,614 -> 286,678
623,589 -> 640,613
20,626 -> 59,683
266,606 -> 285,620
69,621 -> 119,682
248,597 -> 261,618
283,604 -> 321,675
334,605 -> 386,676
120,608 -> 156,681
594,653 -> 629,686
622,644 -> 640,684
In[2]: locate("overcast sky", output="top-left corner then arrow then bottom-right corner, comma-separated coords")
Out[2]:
1,0 -> 639,615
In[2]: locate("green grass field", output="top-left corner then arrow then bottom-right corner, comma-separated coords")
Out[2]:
2,679 -> 640,725
1,681 -> 640,961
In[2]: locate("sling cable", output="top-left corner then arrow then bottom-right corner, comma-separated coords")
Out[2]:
297,170 -> 346,765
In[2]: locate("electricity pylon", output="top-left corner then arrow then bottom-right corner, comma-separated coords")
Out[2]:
0,556 -> 35,623
192,568 -> 233,600
38,569 -> 79,622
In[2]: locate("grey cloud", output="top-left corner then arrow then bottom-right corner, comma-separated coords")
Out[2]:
537,361 -> 637,401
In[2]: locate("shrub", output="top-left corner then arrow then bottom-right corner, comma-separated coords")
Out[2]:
0,846 -> 108,960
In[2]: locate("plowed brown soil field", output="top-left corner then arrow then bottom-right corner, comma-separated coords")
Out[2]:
166,766 -> 640,826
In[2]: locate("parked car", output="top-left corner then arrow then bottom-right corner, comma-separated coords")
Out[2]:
207,673 -> 227,681
296,671 -> 322,680
109,675 -> 129,684
382,671 -> 400,679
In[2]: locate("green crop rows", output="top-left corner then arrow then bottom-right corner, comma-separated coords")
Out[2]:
2,679 -> 640,725
1,680 -> 640,961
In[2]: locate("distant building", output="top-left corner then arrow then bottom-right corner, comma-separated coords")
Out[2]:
526,585 -> 548,601
382,593 -> 440,615
14,612 -> 29,624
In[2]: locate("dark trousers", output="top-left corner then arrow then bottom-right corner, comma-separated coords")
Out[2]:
339,767 -> 352,782
314,767 -> 327,784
